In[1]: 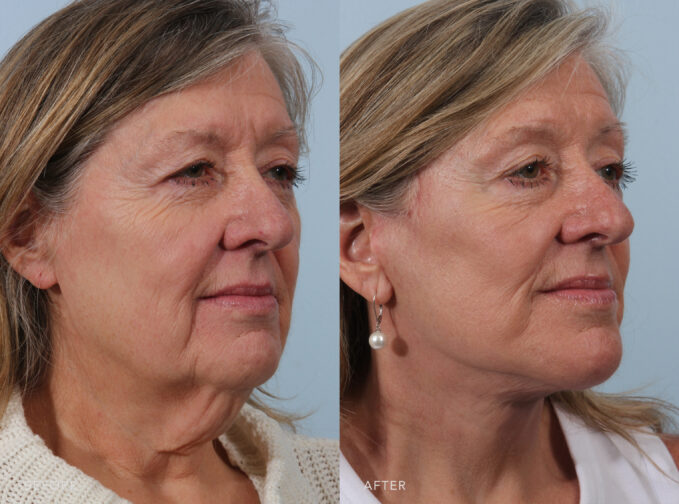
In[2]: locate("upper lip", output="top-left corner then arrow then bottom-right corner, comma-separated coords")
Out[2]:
541,276 -> 612,292
201,283 -> 274,298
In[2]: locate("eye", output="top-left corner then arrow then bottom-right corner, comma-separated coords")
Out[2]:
515,161 -> 542,179
597,159 -> 637,190
507,157 -> 553,187
182,163 -> 208,178
264,164 -> 305,188
178,161 -> 211,178
599,164 -> 618,181
170,161 -> 215,186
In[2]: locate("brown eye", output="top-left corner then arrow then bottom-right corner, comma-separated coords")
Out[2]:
598,164 -> 620,182
264,164 -> 304,188
178,162 -> 211,179
515,161 -> 542,179
268,165 -> 293,181
506,158 -> 554,189
596,160 -> 637,191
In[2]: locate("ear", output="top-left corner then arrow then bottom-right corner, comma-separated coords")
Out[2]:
339,202 -> 393,305
1,197 -> 57,290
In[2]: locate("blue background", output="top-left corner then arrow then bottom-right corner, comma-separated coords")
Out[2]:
341,0 -> 679,416
0,0 -> 339,439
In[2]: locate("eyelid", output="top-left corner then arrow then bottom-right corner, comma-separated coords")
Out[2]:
597,158 -> 637,190
168,159 -> 218,187
263,162 -> 305,188
504,156 -> 637,192
171,160 -> 213,175
505,156 -> 555,188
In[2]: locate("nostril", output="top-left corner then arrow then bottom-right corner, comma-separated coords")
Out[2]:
219,235 -> 266,251
582,232 -> 604,243
557,229 -> 607,246
239,238 -> 262,250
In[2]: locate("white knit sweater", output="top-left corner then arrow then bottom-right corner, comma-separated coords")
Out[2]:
0,392 -> 338,503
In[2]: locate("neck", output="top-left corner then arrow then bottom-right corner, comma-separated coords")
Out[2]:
341,346 -> 578,504
23,339 -> 258,504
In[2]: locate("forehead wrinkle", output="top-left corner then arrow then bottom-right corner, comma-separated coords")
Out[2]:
491,124 -> 560,150
597,121 -> 627,148
150,129 -> 226,155
114,129 -> 228,183
465,122 -> 561,167
476,115 -> 624,164
258,125 -> 299,156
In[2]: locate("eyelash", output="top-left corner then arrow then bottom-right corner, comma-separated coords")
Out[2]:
265,163 -> 306,189
170,161 -> 215,187
169,161 -> 306,189
507,157 -> 637,191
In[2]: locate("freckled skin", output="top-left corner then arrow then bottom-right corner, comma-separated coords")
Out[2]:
373,56 -> 634,394
47,52 -> 301,396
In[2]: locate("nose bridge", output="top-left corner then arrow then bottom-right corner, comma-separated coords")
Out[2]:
222,168 -> 295,252
559,160 -> 634,245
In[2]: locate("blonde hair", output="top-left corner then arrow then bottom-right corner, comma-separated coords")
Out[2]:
340,0 -> 675,441
0,0 -> 311,421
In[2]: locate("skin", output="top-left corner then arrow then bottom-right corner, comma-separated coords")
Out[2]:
340,56 -> 637,503
20,52 -> 301,504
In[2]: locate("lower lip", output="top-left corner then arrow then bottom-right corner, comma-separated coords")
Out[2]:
200,294 -> 278,314
543,288 -> 617,305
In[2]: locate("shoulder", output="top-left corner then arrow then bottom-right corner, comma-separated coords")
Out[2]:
0,392 -> 128,503
289,433 -> 339,503
661,435 -> 679,469
226,404 -> 339,503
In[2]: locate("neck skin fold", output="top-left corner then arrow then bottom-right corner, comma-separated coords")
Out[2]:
341,320 -> 578,504
22,333 -> 258,504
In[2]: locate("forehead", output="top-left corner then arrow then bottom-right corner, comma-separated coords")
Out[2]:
104,51 -> 297,154
472,55 -> 619,149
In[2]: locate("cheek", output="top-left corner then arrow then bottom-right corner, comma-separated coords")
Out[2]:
54,196 -> 220,347
277,234 -> 300,312
283,209 -> 301,291
274,210 -> 300,344
612,241 -> 631,281
611,240 -> 630,323
373,182 -> 563,359
413,199 -> 556,303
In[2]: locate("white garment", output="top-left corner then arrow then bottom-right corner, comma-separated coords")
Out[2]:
0,392 -> 338,503
555,406 -> 679,503
340,450 -> 381,504
340,405 -> 679,503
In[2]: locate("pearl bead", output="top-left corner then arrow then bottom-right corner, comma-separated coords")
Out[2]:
369,330 -> 385,349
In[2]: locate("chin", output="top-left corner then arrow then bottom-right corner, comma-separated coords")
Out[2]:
554,326 -> 623,391
197,327 -> 284,391
230,328 -> 284,388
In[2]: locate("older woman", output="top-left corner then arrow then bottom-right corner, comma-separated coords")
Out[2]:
0,0 -> 337,502
340,0 -> 679,503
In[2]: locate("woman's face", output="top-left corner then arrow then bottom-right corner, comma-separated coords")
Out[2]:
373,56 -> 634,392
48,52 -> 300,392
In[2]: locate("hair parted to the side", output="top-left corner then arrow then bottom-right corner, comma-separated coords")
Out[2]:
0,0 -> 313,422
340,0 -> 676,441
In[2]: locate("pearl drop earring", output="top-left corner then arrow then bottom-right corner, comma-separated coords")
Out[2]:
368,295 -> 385,350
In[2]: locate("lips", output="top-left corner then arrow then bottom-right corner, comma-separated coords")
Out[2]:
541,276 -> 617,305
544,276 -> 612,291
200,284 -> 278,314
204,284 -> 274,297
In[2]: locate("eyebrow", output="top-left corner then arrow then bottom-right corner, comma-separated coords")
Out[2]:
148,126 -> 299,154
599,121 -> 628,145
150,130 -> 225,153
488,120 -> 628,151
259,125 -> 300,152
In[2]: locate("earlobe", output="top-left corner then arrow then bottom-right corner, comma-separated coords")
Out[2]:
340,202 -> 393,304
1,202 -> 57,290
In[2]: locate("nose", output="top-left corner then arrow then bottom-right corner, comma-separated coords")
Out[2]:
221,172 -> 296,253
557,170 -> 634,247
